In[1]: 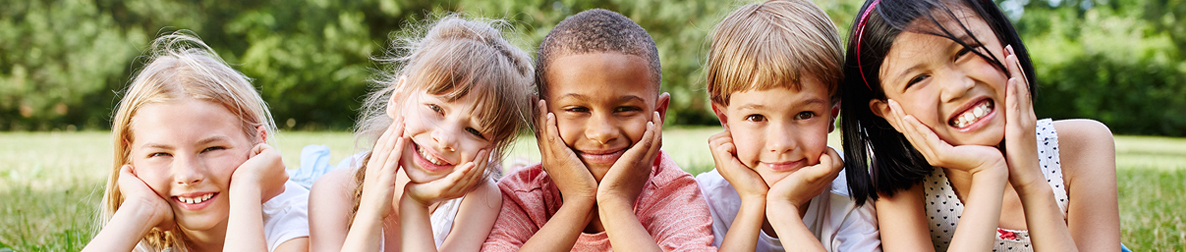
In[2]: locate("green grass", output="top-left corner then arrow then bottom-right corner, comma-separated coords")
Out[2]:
1,129 -> 1183,250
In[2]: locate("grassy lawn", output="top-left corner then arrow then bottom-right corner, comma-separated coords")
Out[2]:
1,128 -> 1183,250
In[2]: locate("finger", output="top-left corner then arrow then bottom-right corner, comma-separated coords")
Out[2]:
645,111 -> 664,162
463,149 -> 492,184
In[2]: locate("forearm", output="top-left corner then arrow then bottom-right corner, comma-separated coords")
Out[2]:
598,197 -> 662,252
341,203 -> 388,252
519,197 -> 595,251
767,201 -> 826,252
947,167 -> 1007,252
398,195 -> 437,252
1014,182 -> 1077,252
82,200 -> 162,252
225,183 -> 269,251
718,197 -> 765,252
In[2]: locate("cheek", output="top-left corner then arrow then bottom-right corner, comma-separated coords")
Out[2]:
728,129 -> 762,166
554,117 -> 583,147
621,117 -> 650,144
130,160 -> 172,195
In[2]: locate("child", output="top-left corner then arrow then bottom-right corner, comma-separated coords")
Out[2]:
839,0 -> 1121,251
306,16 -> 533,252
481,9 -> 716,251
697,0 -> 880,251
84,32 -> 309,251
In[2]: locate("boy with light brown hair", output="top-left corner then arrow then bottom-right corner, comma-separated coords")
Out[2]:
697,0 -> 880,251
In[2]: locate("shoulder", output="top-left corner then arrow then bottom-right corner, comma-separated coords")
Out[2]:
496,162 -> 550,193
310,168 -> 358,195
464,177 -> 502,210
648,151 -> 698,190
264,181 -> 310,210
1051,119 -> 1116,174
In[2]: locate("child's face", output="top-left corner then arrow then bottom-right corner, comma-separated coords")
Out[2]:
872,8 -> 1008,146
128,98 -> 255,233
394,89 -> 493,183
714,82 -> 835,187
543,53 -> 668,181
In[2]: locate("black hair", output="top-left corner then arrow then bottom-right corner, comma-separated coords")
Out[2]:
535,8 -> 661,98
840,0 -> 1037,205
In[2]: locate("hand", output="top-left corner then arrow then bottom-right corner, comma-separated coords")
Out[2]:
233,143 -> 288,203
596,111 -> 663,205
1002,45 -> 1043,188
358,117 -> 408,218
536,100 -> 598,202
709,125 -> 768,200
766,148 -> 843,210
118,164 -> 174,231
883,99 -> 1005,175
404,149 -> 491,206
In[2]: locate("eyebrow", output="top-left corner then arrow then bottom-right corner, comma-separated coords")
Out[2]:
138,135 -> 233,150
554,93 -> 647,104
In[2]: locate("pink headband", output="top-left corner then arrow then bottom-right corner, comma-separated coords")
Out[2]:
855,0 -> 883,90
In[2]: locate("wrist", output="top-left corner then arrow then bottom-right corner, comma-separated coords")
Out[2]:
765,200 -> 802,221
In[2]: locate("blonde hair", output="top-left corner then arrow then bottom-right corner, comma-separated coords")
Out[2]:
350,15 -> 534,220
706,0 -> 844,106
100,31 -> 278,251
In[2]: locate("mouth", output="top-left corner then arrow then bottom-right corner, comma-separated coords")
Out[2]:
576,147 -> 627,165
949,99 -> 994,129
763,159 -> 807,172
413,143 -> 454,172
173,192 -> 217,211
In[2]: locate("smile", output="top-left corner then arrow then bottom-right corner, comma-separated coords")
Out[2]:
950,100 -> 994,129
173,192 -> 218,211
417,145 -> 450,166
577,148 -> 626,164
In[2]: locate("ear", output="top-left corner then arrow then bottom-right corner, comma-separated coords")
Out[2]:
868,98 -> 891,130
386,76 -> 408,118
710,102 -> 728,127
655,92 -> 671,119
829,101 -> 841,133
255,125 -> 268,143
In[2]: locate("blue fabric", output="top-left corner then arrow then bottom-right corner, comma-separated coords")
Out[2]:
1121,243 -> 1131,252
289,145 -> 363,189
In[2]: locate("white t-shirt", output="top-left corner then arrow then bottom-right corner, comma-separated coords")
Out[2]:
696,168 -> 881,252
262,180 -> 311,251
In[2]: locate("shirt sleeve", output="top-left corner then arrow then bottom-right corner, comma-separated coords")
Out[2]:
481,173 -> 542,251
644,172 -> 718,251
831,196 -> 881,252
263,181 -> 311,251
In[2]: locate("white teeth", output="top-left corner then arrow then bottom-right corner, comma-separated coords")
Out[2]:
418,147 -> 446,166
178,193 -> 214,204
953,102 -> 993,128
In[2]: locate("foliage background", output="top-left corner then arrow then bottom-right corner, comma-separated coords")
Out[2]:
1,0 -> 1184,135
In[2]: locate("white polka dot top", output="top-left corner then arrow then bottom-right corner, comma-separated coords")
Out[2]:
922,119 -> 1069,252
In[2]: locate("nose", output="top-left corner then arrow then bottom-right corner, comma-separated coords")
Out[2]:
172,155 -> 206,185
766,124 -> 799,155
432,123 -> 459,152
584,114 -> 619,145
939,69 -> 975,103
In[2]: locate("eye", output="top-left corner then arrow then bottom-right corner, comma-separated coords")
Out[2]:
614,106 -> 641,113
565,106 -> 589,113
744,114 -> 766,122
794,111 -> 816,120
149,152 -> 171,158
906,74 -> 929,88
955,47 -> 973,59
202,146 -> 225,152
427,104 -> 443,114
466,127 -> 487,139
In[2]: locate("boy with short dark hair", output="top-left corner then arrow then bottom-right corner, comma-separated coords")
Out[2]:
482,8 -> 715,251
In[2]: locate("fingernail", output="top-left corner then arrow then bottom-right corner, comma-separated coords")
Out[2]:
1007,45 -> 1015,55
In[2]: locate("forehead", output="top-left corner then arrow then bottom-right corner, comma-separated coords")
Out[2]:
728,80 -> 830,110
880,6 -> 997,78
543,53 -> 657,100
130,99 -> 246,143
